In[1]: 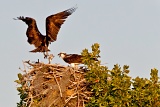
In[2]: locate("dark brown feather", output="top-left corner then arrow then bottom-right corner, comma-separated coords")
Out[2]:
15,7 -> 77,53
16,16 -> 44,48
46,7 -> 77,42
30,46 -> 50,52
63,54 -> 82,64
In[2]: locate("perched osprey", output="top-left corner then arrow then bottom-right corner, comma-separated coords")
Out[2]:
14,7 -> 77,58
58,52 -> 98,67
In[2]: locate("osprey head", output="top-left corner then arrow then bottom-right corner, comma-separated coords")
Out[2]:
14,16 -> 35,25
58,52 -> 67,58
23,17 -> 35,25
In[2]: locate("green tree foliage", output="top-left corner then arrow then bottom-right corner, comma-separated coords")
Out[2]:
15,43 -> 160,107
81,43 -> 160,107
15,73 -> 28,107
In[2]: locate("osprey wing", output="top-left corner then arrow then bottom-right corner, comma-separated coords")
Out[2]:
64,54 -> 82,64
15,16 -> 43,48
46,7 -> 77,42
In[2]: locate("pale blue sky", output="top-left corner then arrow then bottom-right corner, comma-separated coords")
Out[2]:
1,0 -> 160,106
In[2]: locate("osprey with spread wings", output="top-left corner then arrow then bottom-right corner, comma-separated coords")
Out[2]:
15,7 -> 77,57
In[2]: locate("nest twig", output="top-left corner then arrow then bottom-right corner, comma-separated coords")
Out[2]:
17,60 -> 91,107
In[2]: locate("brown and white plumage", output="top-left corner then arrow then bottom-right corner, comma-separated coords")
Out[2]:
14,7 -> 77,57
58,52 -> 83,67
58,52 -> 98,67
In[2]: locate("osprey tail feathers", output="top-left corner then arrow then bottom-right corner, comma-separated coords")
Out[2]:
30,46 -> 50,53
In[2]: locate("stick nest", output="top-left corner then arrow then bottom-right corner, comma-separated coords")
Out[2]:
17,60 -> 91,107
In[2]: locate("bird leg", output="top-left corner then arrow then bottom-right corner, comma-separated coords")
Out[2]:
43,52 -> 49,59
48,54 -> 54,64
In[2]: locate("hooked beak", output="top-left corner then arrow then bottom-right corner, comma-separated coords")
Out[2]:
58,53 -> 60,57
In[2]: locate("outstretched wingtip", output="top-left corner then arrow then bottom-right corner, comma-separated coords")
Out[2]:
73,4 -> 78,10
66,5 -> 78,14
13,16 -> 25,20
13,18 -> 18,20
